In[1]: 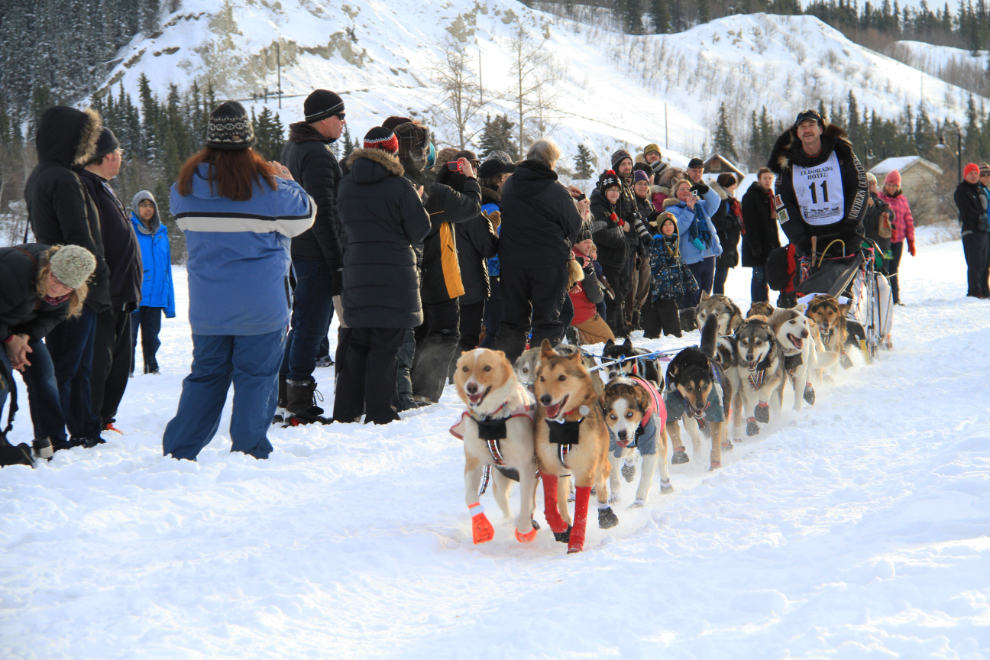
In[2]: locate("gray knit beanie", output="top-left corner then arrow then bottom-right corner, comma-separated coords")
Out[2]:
49,245 -> 96,290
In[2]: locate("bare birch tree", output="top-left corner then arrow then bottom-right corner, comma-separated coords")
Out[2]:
508,22 -> 561,153
428,34 -> 486,149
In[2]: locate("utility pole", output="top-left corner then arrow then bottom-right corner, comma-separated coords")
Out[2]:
277,42 -> 282,109
665,103 -> 668,150
479,43 -> 483,105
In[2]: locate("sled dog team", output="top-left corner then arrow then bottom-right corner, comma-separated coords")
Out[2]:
450,292 -> 857,554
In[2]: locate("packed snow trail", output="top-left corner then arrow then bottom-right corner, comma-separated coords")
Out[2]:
2,238 -> 989,659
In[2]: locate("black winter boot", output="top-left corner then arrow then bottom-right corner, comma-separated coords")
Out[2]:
285,379 -> 331,426
630,310 -> 642,331
273,375 -> 288,424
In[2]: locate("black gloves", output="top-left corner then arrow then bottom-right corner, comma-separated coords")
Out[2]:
690,182 -> 709,196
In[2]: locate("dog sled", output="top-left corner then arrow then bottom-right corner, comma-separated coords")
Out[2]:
767,235 -> 893,360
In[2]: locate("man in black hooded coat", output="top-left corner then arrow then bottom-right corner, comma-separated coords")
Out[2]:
25,106 -> 109,448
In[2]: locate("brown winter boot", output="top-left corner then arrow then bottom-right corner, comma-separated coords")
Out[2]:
284,379 -> 331,426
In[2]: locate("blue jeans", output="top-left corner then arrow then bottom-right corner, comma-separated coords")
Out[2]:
1,339 -> 67,442
131,306 -> 163,373
682,258 -> 715,308
44,306 -> 101,439
751,266 -> 769,303
163,329 -> 286,460
280,259 -> 334,383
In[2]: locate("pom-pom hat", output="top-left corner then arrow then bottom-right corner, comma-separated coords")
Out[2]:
598,169 -> 621,193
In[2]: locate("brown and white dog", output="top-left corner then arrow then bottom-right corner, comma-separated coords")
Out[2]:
695,293 -> 744,337
804,295 -> 852,370
747,301 -> 775,318
601,376 -> 671,507
450,349 -> 540,545
533,340 -> 616,554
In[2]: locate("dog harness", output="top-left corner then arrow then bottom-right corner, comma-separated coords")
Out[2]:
607,378 -> 667,459
784,352 -> 803,375
749,370 -> 766,390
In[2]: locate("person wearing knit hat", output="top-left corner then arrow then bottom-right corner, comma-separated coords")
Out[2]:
164,110 -> 316,459
333,122 -> 432,423
0,243 -> 97,460
642,211 -> 698,339
644,144 -> 662,161
866,172 -> 877,186
611,149 -> 633,172
79,124 -> 143,437
878,169 -> 916,304
484,150 -> 514,165
599,169 -> 621,194
206,101 -> 256,150
277,90 -> 348,425
591,169 -> 632,335
129,190 -> 175,377
362,126 -> 399,155
956,162 -> 990,298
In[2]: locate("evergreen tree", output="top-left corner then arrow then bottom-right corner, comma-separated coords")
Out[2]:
253,106 -> 286,160
650,0 -> 670,33
342,125 -> 355,159
698,0 -> 711,24
478,114 -> 519,161
964,94 -> 983,159
574,144 -> 595,179
712,102 -> 739,160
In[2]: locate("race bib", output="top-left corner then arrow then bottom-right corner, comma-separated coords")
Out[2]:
792,151 -> 845,226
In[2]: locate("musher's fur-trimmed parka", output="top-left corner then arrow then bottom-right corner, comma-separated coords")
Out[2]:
768,124 -> 868,252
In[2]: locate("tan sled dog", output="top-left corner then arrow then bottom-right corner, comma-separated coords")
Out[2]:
533,340 -> 616,554
451,349 -> 539,545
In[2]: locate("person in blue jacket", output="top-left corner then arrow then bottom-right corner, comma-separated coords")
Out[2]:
129,191 -> 175,375
162,102 -> 316,461
661,178 -> 722,308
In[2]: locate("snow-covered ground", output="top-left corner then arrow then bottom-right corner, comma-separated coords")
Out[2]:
2,240 -> 990,659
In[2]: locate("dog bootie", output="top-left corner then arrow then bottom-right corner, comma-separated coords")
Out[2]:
515,526 -> 537,543
660,478 -> 673,494
721,439 -> 734,452
621,460 -> 636,483
468,503 -> 494,544
568,486 -> 591,554
672,447 -> 689,464
755,403 -> 770,424
746,418 -> 760,437
539,473 -> 569,535
804,382 -> 816,406
598,504 -> 619,529
553,526 -> 571,543
630,499 -> 646,508
840,353 -> 853,370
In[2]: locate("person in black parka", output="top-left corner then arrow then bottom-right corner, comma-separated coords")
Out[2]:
394,121 -> 482,404
956,163 -> 990,299
494,139 -> 583,363
77,128 -> 143,433
741,168 -> 781,304
0,244 -> 96,459
25,106 -> 110,448
712,173 -> 742,296
589,170 -> 630,336
333,129 -> 431,424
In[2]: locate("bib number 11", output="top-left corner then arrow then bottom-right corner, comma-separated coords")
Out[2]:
808,181 -> 829,204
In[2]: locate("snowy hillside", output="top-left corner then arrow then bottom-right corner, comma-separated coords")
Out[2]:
93,1 -> 989,169
3,241 -> 990,658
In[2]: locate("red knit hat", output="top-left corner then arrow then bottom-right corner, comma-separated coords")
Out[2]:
884,170 -> 901,187
964,163 -> 981,178
363,127 -> 399,155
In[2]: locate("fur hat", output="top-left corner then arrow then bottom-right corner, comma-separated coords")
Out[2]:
363,127 -> 398,155
884,170 -> 901,187
611,149 -> 633,170
382,116 -> 413,131
395,122 -> 431,173
455,150 -> 480,168
866,172 -> 877,185
644,143 -> 661,158
49,245 -> 96,290
964,163 -> 981,178
304,89 -> 345,123
206,101 -> 255,151
598,169 -> 621,193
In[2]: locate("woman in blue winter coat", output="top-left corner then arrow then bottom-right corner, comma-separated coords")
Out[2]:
129,191 -> 175,375
662,178 -> 722,308
162,102 -> 315,461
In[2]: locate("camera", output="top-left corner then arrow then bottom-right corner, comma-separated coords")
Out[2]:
446,161 -> 463,173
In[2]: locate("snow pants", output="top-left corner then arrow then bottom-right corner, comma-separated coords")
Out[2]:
163,329 -> 285,461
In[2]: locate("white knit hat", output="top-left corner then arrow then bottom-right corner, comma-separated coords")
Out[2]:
50,245 -> 96,289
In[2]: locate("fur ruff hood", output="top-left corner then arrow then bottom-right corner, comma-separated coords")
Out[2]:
662,196 -> 682,209
709,179 -> 728,201
769,123 -> 853,174
347,148 -> 404,177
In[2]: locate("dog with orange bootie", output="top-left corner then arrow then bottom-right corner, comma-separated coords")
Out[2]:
533,340 -> 616,554
450,348 -> 540,545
